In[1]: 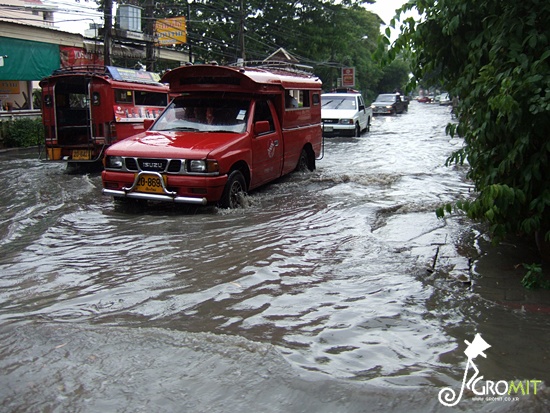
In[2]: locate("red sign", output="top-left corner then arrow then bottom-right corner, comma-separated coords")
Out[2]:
342,67 -> 355,87
60,47 -> 103,67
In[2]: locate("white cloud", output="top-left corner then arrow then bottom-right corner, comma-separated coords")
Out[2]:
365,0 -> 407,25
45,0 -> 104,34
365,0 -> 420,42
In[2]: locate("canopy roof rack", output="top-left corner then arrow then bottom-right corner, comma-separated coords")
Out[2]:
50,65 -> 108,76
48,66 -> 163,85
229,60 -> 315,76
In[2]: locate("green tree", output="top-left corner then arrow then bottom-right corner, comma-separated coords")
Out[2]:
389,0 -> 550,245
167,0 -> 381,99
375,57 -> 410,95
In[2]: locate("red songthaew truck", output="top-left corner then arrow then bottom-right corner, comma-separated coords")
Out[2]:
40,66 -> 169,167
101,63 -> 323,208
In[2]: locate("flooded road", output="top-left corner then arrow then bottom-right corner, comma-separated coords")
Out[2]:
1,102 -> 549,412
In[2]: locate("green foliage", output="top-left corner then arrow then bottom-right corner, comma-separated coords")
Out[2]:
435,203 -> 453,219
2,118 -> 44,148
375,57 -> 410,94
390,0 -> 550,243
521,263 -> 550,290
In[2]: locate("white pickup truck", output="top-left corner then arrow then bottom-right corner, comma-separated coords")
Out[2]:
321,92 -> 372,137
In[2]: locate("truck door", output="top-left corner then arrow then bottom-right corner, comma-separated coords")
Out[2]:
251,99 -> 283,187
53,77 -> 93,152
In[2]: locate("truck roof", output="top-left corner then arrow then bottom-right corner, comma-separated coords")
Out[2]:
322,92 -> 362,97
161,63 -> 322,94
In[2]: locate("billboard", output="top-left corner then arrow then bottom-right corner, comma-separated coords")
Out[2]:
155,17 -> 187,45
341,67 -> 355,88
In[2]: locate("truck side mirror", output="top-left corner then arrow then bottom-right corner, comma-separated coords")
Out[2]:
254,120 -> 271,135
143,118 -> 155,130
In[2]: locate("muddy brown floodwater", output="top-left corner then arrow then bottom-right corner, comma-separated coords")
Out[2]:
1,102 -> 549,412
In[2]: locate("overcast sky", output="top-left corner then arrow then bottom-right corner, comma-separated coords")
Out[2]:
365,0 -> 408,25
45,0 -> 102,33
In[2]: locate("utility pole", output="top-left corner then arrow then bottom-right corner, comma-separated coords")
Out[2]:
187,1 -> 192,63
145,0 -> 155,71
103,0 -> 112,66
239,0 -> 245,61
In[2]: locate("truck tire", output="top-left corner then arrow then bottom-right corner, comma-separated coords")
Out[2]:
354,123 -> 361,137
296,148 -> 314,172
219,170 -> 247,208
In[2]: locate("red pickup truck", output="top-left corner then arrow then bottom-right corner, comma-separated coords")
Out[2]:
101,63 -> 323,208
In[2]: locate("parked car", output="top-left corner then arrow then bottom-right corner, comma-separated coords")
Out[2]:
371,93 -> 406,115
417,96 -> 432,103
438,93 -> 452,106
321,92 -> 372,137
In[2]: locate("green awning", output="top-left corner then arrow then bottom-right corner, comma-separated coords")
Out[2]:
0,37 -> 60,81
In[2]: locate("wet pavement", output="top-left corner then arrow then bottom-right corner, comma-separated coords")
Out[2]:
1,102 -> 549,412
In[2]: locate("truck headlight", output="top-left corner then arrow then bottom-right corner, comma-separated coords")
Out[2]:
339,119 -> 353,125
188,159 -> 219,173
106,155 -> 123,169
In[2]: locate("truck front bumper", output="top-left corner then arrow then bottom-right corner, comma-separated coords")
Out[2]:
102,170 -> 227,205
102,188 -> 208,205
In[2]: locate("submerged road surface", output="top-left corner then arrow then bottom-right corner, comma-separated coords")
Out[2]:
1,102 -> 549,412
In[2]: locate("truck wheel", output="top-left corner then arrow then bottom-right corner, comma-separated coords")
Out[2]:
219,170 -> 247,208
354,123 -> 361,137
296,148 -> 314,172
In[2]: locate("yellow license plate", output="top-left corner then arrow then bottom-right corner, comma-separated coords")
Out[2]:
135,173 -> 166,194
72,150 -> 92,160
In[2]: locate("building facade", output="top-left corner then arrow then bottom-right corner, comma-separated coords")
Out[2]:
0,0 -> 188,112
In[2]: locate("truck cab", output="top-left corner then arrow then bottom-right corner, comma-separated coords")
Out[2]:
101,63 -> 323,208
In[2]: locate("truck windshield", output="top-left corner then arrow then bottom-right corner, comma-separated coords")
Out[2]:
322,96 -> 356,110
376,94 -> 397,102
151,97 -> 250,133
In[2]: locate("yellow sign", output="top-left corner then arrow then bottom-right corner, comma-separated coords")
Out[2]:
0,81 -> 20,94
155,17 -> 187,45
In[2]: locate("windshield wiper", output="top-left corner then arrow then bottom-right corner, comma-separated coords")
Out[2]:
335,99 -> 347,109
209,129 -> 239,133
156,126 -> 200,132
